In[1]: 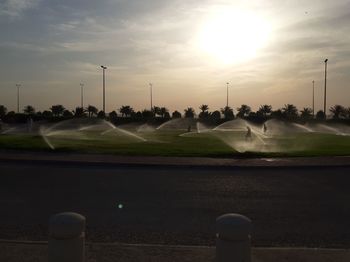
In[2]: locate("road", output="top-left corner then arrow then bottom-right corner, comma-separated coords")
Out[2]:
0,161 -> 349,247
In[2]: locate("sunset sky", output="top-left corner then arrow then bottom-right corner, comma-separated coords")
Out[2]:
1,0 -> 349,114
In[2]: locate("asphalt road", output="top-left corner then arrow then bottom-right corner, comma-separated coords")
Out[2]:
0,161 -> 349,247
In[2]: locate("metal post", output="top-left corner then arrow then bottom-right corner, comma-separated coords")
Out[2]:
312,80 -> 315,118
226,82 -> 229,108
216,213 -> 252,262
149,83 -> 153,111
16,84 -> 21,113
101,65 -> 107,113
80,83 -> 84,108
324,59 -> 328,119
49,212 -> 86,262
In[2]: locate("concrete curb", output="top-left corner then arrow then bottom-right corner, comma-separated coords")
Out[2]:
0,151 -> 349,168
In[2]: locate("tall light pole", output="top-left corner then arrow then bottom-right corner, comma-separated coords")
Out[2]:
80,83 -> 84,108
101,65 -> 107,113
16,83 -> 21,113
226,82 -> 229,108
149,83 -> 153,111
323,59 -> 328,119
312,80 -> 315,118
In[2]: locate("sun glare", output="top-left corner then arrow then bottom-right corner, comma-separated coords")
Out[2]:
197,10 -> 271,64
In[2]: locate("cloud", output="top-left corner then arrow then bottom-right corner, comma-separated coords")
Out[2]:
0,0 -> 40,18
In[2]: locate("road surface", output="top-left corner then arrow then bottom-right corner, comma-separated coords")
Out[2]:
0,161 -> 349,247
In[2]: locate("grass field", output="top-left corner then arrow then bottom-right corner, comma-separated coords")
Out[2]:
1,129 -> 350,157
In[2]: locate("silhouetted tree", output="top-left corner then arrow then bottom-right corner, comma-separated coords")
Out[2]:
210,110 -> 221,122
159,107 -> 169,118
74,107 -> 86,117
0,105 -> 7,118
257,105 -> 272,117
50,105 -> 65,117
282,104 -> 298,120
142,109 -> 153,119
164,112 -> 171,119
63,110 -> 73,117
330,105 -> 346,119
172,110 -> 181,118
271,109 -> 283,119
184,107 -> 195,118
220,106 -> 234,120
346,107 -> 350,119
152,106 -> 161,117
87,105 -> 98,117
316,110 -> 325,120
300,107 -> 313,120
199,104 -> 209,119
42,110 -> 53,119
23,105 -> 35,115
237,104 -> 251,118
97,111 -> 105,118
119,105 -> 134,117
109,111 -> 118,121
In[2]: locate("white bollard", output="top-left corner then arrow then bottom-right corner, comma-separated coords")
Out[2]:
49,212 -> 86,262
216,213 -> 252,262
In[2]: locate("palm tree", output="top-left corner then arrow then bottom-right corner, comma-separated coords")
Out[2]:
172,110 -> 182,118
74,107 -> 85,117
119,105 -> 134,117
282,104 -> 298,120
329,105 -> 346,119
237,104 -> 251,118
23,105 -> 35,115
159,107 -> 169,118
184,107 -> 195,118
257,105 -> 272,117
199,104 -> 209,119
220,106 -> 234,120
63,110 -> 73,117
316,110 -> 325,120
152,106 -> 161,117
86,105 -> 98,117
0,105 -> 7,118
300,107 -> 313,120
50,105 -> 65,117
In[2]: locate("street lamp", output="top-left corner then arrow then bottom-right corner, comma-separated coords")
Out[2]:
312,80 -> 315,118
149,83 -> 153,111
226,82 -> 229,108
101,65 -> 107,113
80,83 -> 84,108
16,83 -> 21,113
323,59 -> 328,119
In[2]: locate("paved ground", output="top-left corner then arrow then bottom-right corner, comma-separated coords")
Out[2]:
0,158 -> 350,248
1,240 -> 350,262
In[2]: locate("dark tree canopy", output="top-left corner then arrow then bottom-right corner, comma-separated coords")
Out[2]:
184,107 -> 195,118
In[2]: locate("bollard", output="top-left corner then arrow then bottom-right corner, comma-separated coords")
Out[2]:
49,212 -> 86,262
216,213 -> 252,262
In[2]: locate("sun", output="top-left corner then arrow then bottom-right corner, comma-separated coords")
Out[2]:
197,10 -> 271,64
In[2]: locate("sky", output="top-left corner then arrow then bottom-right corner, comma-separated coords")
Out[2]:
0,0 -> 350,114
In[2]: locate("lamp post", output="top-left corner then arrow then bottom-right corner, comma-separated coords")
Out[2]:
80,83 -> 84,108
323,59 -> 328,119
16,84 -> 21,113
226,82 -> 229,108
149,83 -> 153,111
101,66 -> 107,113
312,80 -> 315,118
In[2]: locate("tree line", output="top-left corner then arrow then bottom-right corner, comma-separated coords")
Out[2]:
0,103 -> 350,125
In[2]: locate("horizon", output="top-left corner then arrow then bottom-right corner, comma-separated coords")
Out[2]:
1,0 -> 350,113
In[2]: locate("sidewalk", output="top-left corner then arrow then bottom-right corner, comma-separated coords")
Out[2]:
0,150 -> 349,168
1,240 -> 349,262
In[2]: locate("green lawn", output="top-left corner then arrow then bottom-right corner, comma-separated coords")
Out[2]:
0,130 -> 350,157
